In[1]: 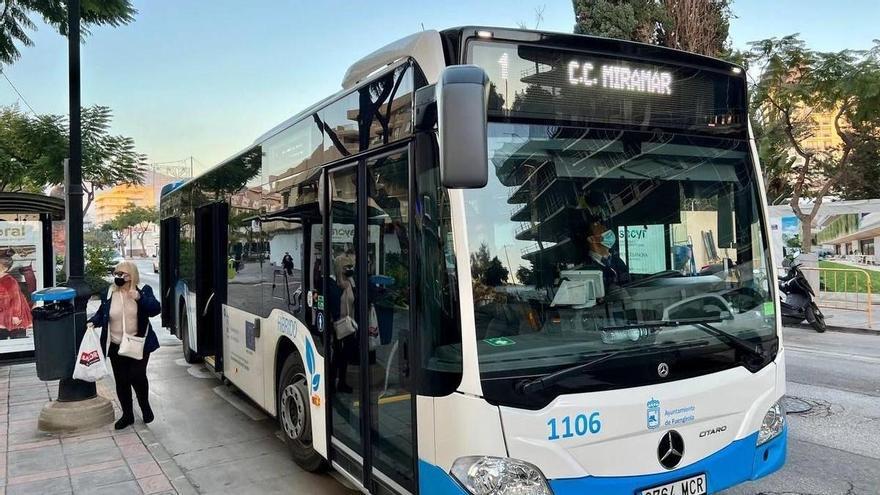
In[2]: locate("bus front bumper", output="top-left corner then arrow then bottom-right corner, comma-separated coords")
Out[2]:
418,427 -> 787,495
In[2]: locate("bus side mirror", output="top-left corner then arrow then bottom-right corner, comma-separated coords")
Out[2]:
437,65 -> 489,189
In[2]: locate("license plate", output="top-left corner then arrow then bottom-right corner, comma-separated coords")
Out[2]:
640,474 -> 707,495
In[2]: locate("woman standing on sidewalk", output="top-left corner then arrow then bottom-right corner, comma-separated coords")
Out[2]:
89,261 -> 161,429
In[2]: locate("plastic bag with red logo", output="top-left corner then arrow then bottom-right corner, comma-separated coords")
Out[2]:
72,324 -> 109,382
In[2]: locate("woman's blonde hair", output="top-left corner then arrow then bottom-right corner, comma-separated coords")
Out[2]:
114,260 -> 140,288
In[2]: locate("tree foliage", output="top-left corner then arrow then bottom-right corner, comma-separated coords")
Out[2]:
0,105 -> 146,213
572,0 -> 732,57
747,35 -> 880,251
107,202 -> 157,255
0,0 -> 136,65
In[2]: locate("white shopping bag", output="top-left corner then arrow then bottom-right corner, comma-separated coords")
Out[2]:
72,324 -> 109,382
368,305 -> 380,351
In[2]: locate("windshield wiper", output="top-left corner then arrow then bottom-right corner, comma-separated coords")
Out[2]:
516,351 -> 621,395
603,317 -> 766,362
515,340 -> 704,395
691,322 -> 766,362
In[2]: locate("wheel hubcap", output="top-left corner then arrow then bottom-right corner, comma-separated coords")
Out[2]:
281,377 -> 307,441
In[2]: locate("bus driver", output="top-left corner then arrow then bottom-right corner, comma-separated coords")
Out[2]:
577,217 -> 630,295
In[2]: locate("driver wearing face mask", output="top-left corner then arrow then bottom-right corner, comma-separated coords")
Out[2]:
579,219 -> 631,294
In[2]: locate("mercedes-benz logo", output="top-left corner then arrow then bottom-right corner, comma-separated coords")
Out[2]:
657,362 -> 669,378
657,430 -> 685,469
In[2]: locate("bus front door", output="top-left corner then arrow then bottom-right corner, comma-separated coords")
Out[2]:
159,216 -> 180,334
194,202 -> 228,372
325,149 -> 415,494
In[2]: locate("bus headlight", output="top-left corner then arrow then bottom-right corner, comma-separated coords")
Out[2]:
450,456 -> 552,495
757,401 -> 785,445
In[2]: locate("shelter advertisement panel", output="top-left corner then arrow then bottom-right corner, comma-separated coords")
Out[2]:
0,221 -> 45,354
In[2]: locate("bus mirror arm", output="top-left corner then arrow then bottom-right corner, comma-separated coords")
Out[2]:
437,65 -> 490,189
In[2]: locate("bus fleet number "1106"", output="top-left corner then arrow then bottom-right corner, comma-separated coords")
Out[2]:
547,412 -> 602,440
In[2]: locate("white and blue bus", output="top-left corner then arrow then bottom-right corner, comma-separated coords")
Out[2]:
159,27 -> 786,495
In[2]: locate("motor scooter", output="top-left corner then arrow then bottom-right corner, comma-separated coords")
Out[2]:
779,258 -> 826,332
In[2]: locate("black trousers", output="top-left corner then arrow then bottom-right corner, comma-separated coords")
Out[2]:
108,343 -> 151,419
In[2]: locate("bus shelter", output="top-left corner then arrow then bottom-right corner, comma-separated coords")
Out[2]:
0,192 -> 65,359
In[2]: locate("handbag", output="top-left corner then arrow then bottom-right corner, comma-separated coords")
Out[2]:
334,315 -> 357,340
73,324 -> 109,382
117,291 -> 146,360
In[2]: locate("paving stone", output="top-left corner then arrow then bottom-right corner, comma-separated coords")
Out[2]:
7,444 -> 65,478
119,443 -> 149,459
6,420 -> 37,434
7,438 -> 59,452
67,459 -> 123,477
6,474 -> 71,495
137,474 -> 172,494
113,433 -> 140,446
8,387 -> 48,402
61,437 -> 116,456
74,479 -> 142,495
7,430 -> 55,447
7,403 -> 45,422
64,445 -> 123,469
130,460 -> 162,479
70,465 -> 134,493
6,467 -> 68,487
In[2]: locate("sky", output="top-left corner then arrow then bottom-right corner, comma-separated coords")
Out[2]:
2,0 -> 878,174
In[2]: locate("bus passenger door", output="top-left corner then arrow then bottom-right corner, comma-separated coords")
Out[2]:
194,202 -> 229,372
159,216 -> 180,334
325,149 -> 415,494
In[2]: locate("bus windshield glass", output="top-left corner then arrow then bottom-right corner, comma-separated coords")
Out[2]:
463,122 -> 777,408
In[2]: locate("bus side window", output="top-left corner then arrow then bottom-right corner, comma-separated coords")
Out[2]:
261,218 -> 305,321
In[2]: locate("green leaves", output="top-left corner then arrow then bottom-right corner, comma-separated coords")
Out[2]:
0,0 -> 137,65
572,0 -> 731,57
747,34 -> 880,249
0,106 -> 64,192
109,202 -> 157,232
0,104 -> 146,213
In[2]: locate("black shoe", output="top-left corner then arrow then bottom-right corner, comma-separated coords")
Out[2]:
141,406 -> 154,424
114,416 -> 134,430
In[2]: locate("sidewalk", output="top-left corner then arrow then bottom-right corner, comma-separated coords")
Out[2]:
0,363 -> 181,494
811,305 -> 880,334
0,332 -> 353,494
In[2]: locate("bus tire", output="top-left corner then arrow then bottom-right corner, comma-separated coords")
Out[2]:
180,306 -> 200,364
278,354 -> 325,472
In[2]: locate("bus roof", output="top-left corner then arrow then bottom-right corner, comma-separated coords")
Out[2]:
162,26 -> 746,200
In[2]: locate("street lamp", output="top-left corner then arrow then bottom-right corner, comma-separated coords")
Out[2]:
38,0 -> 114,432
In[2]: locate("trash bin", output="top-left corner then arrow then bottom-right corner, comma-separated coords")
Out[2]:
31,287 -> 78,381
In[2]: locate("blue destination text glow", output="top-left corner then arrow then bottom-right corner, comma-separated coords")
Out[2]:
568,61 -> 673,95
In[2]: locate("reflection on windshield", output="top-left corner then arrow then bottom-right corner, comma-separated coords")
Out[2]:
464,123 -> 776,382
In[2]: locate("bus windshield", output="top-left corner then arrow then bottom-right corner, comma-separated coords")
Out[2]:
463,122 -> 777,408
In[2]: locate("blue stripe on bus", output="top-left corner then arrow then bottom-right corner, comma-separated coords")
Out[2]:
418,427 -> 786,495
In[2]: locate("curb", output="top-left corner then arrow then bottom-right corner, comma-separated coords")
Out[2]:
794,323 -> 879,336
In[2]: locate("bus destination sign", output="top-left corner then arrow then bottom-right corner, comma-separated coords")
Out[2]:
567,61 -> 673,95
470,40 -> 748,134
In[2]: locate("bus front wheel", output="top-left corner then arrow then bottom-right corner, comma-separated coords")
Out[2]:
278,354 -> 325,472
179,307 -> 200,364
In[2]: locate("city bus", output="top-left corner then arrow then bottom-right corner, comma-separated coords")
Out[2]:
158,26 -> 786,495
